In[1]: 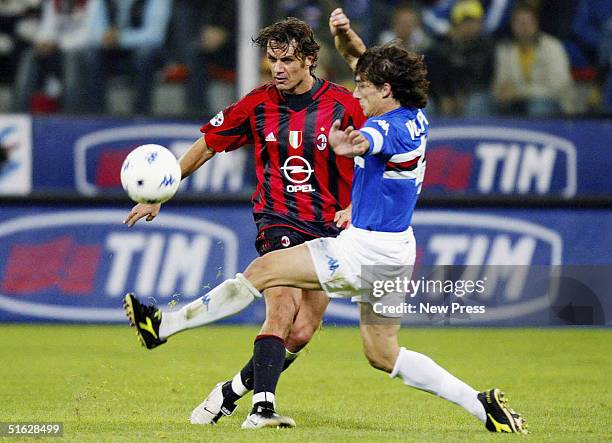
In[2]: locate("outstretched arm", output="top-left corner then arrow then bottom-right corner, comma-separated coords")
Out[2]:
179,135 -> 216,179
329,8 -> 366,72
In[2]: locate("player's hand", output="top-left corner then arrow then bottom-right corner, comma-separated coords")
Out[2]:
329,120 -> 369,158
329,8 -> 351,36
334,204 -> 352,229
123,203 -> 161,227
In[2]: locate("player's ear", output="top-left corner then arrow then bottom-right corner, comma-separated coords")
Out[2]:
380,83 -> 392,99
304,55 -> 314,69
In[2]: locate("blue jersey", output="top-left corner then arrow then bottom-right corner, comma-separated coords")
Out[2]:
351,107 -> 428,232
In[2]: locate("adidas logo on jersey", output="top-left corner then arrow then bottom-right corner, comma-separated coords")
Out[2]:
265,132 -> 277,142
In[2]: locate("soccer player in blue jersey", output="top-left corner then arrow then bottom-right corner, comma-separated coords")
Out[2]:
126,9 -> 527,433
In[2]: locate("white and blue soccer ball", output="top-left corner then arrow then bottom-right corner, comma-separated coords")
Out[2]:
120,144 -> 181,204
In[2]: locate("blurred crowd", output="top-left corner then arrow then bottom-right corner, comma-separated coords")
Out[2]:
1,0 -> 611,118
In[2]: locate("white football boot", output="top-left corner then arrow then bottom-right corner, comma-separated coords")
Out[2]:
190,382 -> 237,425
241,405 -> 296,429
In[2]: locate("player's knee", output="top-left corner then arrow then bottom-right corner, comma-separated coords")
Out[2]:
243,256 -> 272,289
286,323 -> 316,350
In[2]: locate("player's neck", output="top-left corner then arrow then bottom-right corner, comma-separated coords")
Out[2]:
374,101 -> 401,116
285,75 -> 315,96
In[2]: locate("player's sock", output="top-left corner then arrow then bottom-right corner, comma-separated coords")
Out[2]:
251,334 -> 286,413
222,347 -> 302,404
391,347 -> 486,423
220,372 -> 249,405
158,273 -> 260,339
282,348 -> 301,370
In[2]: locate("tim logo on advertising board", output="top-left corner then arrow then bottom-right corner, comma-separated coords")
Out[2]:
74,124 -> 247,196
0,210 -> 237,322
425,126 -> 577,197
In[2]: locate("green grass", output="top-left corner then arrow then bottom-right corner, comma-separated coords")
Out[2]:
0,325 -> 611,442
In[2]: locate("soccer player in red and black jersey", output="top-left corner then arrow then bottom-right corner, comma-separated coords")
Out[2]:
123,17 -> 365,428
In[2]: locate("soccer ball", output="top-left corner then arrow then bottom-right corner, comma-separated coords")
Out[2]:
120,144 -> 181,204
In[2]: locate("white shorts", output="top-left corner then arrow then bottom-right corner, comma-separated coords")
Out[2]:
306,225 -> 416,316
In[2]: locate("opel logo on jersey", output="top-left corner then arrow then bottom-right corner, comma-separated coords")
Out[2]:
281,156 -> 315,193
281,156 -> 313,183
281,236 -> 291,247
289,130 -> 302,149
316,133 -> 327,151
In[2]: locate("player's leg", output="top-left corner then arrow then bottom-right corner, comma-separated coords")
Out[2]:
239,246 -> 322,429
125,272 -> 261,349
241,288 -> 330,426
229,288 -> 328,395
238,286 -> 301,429
358,303 -> 527,433
285,290 -> 329,354
185,245 -> 321,427
191,288 -> 328,426
243,244 -> 322,290
359,302 -> 486,418
190,286 -> 300,425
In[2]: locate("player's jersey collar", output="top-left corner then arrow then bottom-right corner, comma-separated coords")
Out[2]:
279,77 -> 327,111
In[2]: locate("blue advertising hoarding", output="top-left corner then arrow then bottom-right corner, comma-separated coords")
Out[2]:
0,204 -> 610,326
2,113 -> 611,197
31,116 -> 254,196
424,119 -> 611,197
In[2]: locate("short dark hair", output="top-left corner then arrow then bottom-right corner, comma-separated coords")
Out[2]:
355,42 -> 429,109
253,17 -> 320,74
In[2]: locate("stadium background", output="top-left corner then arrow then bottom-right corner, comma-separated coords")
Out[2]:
0,0 -> 610,440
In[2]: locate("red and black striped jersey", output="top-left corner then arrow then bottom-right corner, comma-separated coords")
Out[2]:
200,78 -> 366,237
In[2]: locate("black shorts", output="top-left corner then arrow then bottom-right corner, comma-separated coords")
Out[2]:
255,226 -> 318,256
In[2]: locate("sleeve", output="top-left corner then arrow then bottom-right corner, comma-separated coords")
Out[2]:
119,0 -> 172,48
347,97 -> 367,129
359,119 -> 390,156
199,98 -> 254,153
361,114 -> 426,157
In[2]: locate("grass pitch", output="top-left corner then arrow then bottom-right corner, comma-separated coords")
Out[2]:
1,325 -> 610,442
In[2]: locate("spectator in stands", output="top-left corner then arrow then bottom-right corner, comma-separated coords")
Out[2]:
180,0 -> 236,117
12,0 -> 95,113
426,0 -> 495,116
81,0 -> 172,115
422,0 -> 514,37
0,0 -> 40,89
377,2 -> 432,53
493,4 -> 573,116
